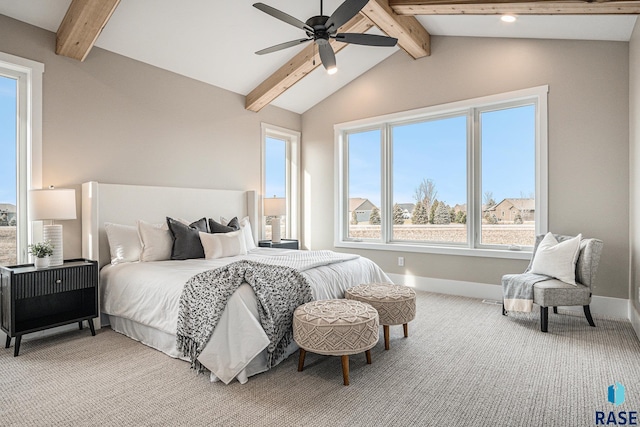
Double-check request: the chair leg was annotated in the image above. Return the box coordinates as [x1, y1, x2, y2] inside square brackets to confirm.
[553, 307, 558, 314]
[583, 305, 596, 327]
[297, 348, 306, 372]
[540, 306, 548, 333]
[502, 302, 507, 316]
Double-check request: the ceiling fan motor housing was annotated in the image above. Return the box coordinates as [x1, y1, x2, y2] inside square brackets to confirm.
[306, 15, 333, 42]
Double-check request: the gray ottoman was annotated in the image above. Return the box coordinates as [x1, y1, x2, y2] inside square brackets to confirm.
[345, 283, 416, 350]
[293, 299, 379, 385]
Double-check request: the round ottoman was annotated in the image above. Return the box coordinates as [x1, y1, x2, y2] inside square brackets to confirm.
[293, 299, 379, 385]
[345, 283, 416, 350]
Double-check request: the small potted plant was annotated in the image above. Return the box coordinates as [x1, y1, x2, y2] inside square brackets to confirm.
[28, 241, 54, 269]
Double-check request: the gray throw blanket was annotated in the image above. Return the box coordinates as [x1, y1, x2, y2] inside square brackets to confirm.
[176, 260, 313, 372]
[502, 272, 551, 312]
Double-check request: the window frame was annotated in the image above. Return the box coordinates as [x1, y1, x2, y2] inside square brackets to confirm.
[260, 123, 300, 240]
[0, 52, 43, 264]
[335, 86, 548, 260]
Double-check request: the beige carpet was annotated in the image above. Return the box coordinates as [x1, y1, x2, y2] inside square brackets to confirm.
[1, 292, 639, 427]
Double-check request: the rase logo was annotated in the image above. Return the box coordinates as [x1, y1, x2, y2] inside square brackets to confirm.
[596, 382, 637, 426]
[610, 383, 627, 407]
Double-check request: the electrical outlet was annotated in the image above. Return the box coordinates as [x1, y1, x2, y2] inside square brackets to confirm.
[398, 256, 404, 267]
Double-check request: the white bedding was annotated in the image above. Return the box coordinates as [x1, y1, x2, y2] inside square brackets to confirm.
[100, 247, 391, 384]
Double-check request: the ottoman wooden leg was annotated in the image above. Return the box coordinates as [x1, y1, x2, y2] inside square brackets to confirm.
[365, 349, 372, 364]
[341, 355, 350, 386]
[383, 325, 390, 350]
[403, 323, 409, 338]
[298, 348, 306, 372]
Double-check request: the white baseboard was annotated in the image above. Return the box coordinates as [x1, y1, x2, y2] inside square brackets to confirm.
[631, 302, 640, 340]
[387, 273, 630, 320]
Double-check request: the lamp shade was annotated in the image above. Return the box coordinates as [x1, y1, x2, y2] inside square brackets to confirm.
[29, 188, 77, 220]
[264, 197, 286, 217]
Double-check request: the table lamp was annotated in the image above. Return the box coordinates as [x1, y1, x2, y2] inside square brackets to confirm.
[29, 187, 77, 266]
[264, 197, 286, 244]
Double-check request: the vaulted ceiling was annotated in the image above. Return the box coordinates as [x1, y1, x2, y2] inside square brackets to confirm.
[0, 0, 638, 114]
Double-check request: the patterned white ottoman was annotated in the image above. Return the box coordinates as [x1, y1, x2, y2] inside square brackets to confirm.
[293, 299, 379, 386]
[345, 283, 416, 350]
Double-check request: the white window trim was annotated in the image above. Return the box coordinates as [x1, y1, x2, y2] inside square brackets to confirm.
[260, 123, 300, 240]
[334, 85, 548, 260]
[0, 52, 44, 263]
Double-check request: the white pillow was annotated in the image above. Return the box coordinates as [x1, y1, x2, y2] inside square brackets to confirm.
[104, 222, 141, 265]
[239, 216, 256, 251]
[137, 220, 173, 262]
[530, 233, 582, 285]
[200, 230, 247, 259]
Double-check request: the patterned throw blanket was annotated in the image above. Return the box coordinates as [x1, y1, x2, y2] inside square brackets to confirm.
[176, 260, 313, 372]
[502, 272, 551, 312]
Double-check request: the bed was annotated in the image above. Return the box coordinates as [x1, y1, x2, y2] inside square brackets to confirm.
[81, 182, 391, 384]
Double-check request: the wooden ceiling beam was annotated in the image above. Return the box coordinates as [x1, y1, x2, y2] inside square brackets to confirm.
[389, 0, 640, 15]
[56, 0, 121, 61]
[245, 14, 374, 112]
[361, 0, 431, 58]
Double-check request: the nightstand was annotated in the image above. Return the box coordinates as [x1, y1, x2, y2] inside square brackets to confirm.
[0, 258, 98, 356]
[258, 239, 299, 250]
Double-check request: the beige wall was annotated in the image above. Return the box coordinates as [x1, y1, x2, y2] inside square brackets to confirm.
[630, 20, 640, 314]
[0, 15, 301, 259]
[302, 36, 630, 299]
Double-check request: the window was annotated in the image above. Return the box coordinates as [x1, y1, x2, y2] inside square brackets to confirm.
[336, 86, 548, 259]
[261, 123, 300, 240]
[0, 52, 43, 265]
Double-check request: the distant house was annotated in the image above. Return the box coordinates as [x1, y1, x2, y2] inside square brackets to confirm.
[0, 203, 17, 226]
[396, 203, 415, 219]
[349, 198, 377, 223]
[453, 203, 467, 213]
[485, 198, 535, 223]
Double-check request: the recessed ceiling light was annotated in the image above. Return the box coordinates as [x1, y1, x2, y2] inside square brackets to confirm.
[501, 15, 517, 23]
[327, 66, 338, 75]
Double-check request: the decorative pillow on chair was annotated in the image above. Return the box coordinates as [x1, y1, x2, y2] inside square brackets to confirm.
[104, 222, 141, 264]
[529, 232, 582, 285]
[200, 230, 247, 259]
[167, 217, 208, 260]
[208, 217, 240, 233]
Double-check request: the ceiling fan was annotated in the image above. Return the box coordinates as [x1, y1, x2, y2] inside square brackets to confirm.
[253, 0, 398, 74]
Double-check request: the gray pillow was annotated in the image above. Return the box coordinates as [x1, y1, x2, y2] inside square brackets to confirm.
[167, 217, 208, 260]
[208, 217, 240, 233]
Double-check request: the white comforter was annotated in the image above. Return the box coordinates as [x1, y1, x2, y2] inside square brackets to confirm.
[100, 248, 391, 384]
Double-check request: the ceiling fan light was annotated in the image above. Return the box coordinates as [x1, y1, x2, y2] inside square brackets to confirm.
[501, 14, 517, 23]
[327, 66, 338, 75]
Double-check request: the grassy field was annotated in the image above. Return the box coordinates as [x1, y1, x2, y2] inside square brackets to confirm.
[348, 224, 535, 246]
[0, 226, 17, 266]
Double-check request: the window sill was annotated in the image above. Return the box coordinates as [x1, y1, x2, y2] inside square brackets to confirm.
[334, 240, 532, 260]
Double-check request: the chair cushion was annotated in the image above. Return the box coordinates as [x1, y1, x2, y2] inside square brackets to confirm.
[533, 279, 591, 307]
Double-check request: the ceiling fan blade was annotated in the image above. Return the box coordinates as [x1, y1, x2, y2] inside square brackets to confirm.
[318, 43, 337, 71]
[256, 38, 312, 55]
[325, 0, 369, 33]
[333, 33, 398, 47]
[253, 3, 314, 33]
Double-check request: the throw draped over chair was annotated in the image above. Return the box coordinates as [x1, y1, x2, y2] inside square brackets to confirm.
[502, 234, 604, 332]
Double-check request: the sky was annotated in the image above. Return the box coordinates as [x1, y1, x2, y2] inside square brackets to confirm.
[0, 75, 17, 205]
[265, 136, 286, 199]
[348, 104, 535, 208]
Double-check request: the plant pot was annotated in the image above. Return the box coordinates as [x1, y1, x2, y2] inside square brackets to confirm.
[34, 256, 50, 269]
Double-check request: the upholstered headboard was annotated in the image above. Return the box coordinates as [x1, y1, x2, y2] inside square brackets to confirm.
[81, 182, 258, 269]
